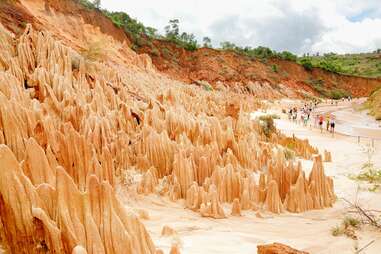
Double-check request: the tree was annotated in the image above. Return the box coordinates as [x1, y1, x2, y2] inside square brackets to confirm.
[146, 27, 158, 38]
[220, 41, 237, 50]
[93, 0, 101, 9]
[203, 37, 212, 48]
[165, 19, 180, 40]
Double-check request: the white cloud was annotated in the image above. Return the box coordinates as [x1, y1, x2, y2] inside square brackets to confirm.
[100, 0, 381, 54]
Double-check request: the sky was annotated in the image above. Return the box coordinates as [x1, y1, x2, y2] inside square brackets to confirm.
[100, 0, 381, 55]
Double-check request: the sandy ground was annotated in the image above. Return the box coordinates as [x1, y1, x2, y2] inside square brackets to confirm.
[117, 101, 381, 254]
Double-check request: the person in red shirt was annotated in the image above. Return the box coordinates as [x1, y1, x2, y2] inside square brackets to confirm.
[318, 114, 324, 133]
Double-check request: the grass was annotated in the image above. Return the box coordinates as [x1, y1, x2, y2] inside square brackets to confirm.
[331, 216, 361, 239]
[306, 78, 351, 99]
[284, 148, 295, 160]
[81, 39, 106, 61]
[349, 145, 381, 191]
[258, 115, 276, 139]
[363, 86, 381, 120]
[331, 225, 344, 236]
[298, 52, 381, 78]
[343, 216, 361, 229]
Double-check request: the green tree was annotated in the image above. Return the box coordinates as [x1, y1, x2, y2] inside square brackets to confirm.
[203, 37, 212, 48]
[146, 27, 158, 38]
[220, 41, 237, 50]
[93, 0, 100, 9]
[165, 19, 180, 40]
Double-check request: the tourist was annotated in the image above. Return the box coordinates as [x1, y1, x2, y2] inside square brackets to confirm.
[319, 114, 324, 133]
[330, 116, 335, 136]
[326, 115, 330, 132]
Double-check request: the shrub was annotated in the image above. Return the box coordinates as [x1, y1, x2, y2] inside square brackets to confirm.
[284, 148, 295, 160]
[161, 48, 172, 59]
[278, 51, 297, 61]
[81, 39, 105, 61]
[331, 225, 343, 236]
[300, 58, 313, 71]
[271, 64, 278, 73]
[343, 216, 360, 229]
[258, 115, 276, 138]
[329, 89, 350, 100]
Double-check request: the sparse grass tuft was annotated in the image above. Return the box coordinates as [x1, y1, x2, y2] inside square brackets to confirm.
[331, 225, 343, 237]
[81, 39, 106, 61]
[331, 216, 361, 239]
[258, 115, 276, 139]
[284, 148, 295, 160]
[349, 145, 381, 191]
[343, 216, 360, 229]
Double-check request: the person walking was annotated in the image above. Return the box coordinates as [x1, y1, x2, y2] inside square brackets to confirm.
[330, 116, 335, 136]
[326, 114, 330, 132]
[319, 114, 324, 133]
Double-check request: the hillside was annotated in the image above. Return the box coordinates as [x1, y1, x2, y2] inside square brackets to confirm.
[298, 52, 381, 78]
[64, 1, 381, 99]
[3, 0, 377, 100]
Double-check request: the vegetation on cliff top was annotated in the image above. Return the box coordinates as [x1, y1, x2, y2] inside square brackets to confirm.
[298, 52, 381, 78]
[77, 0, 381, 81]
[363, 86, 381, 120]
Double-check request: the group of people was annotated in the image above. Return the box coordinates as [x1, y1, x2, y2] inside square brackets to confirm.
[288, 103, 314, 127]
[287, 101, 336, 136]
[316, 114, 336, 134]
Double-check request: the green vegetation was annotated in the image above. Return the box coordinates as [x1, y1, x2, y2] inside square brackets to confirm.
[81, 39, 106, 61]
[76, 0, 381, 79]
[298, 52, 381, 78]
[331, 216, 361, 239]
[164, 19, 199, 51]
[349, 145, 381, 191]
[219, 42, 298, 61]
[283, 148, 295, 160]
[77, 0, 198, 52]
[202, 37, 212, 48]
[258, 115, 277, 138]
[363, 86, 381, 120]
[306, 78, 351, 99]
[300, 58, 313, 71]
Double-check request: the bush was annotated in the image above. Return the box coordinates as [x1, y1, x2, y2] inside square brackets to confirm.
[300, 58, 313, 71]
[329, 89, 350, 100]
[258, 115, 276, 138]
[81, 39, 105, 61]
[271, 64, 278, 73]
[278, 51, 297, 61]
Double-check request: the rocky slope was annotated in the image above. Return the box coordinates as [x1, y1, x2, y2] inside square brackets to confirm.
[2, 0, 380, 99]
[138, 40, 381, 98]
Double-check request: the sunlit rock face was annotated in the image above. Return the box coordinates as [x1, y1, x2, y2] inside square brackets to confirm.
[0, 22, 335, 253]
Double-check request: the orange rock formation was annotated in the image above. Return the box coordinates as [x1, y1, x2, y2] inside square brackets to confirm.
[0, 10, 336, 252]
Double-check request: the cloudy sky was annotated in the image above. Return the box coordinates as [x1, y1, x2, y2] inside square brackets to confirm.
[101, 0, 381, 55]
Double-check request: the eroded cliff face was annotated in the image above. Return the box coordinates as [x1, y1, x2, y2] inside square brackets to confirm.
[2, 0, 379, 100]
[0, 1, 338, 253]
[139, 41, 381, 98]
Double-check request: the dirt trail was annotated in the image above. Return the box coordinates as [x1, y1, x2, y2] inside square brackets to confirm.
[313, 98, 381, 136]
